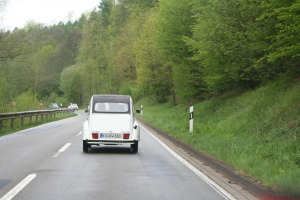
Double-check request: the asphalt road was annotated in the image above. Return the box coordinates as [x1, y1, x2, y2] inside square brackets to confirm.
[0, 111, 235, 200]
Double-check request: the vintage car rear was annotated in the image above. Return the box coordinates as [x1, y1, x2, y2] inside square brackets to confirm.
[82, 95, 140, 153]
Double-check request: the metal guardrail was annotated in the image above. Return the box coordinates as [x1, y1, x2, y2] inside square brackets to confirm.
[0, 109, 75, 130]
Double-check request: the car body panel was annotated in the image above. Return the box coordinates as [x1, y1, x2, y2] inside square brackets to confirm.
[89, 113, 131, 134]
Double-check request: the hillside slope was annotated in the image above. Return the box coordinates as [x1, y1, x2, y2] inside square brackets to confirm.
[137, 75, 300, 197]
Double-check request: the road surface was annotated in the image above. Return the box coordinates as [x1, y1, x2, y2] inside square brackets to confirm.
[0, 111, 240, 200]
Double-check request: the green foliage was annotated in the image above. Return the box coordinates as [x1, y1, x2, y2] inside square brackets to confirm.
[60, 63, 84, 104]
[118, 80, 134, 96]
[185, 0, 300, 94]
[76, 0, 159, 104]
[134, 9, 172, 102]
[77, 8, 114, 98]
[187, 0, 264, 93]
[46, 93, 59, 105]
[260, 0, 300, 70]
[2, 0, 299, 106]
[0, 20, 82, 107]
[32, 45, 55, 95]
[13, 89, 39, 112]
[82, 58, 102, 97]
[156, 0, 205, 103]
[0, 75, 10, 113]
[0, 29, 28, 62]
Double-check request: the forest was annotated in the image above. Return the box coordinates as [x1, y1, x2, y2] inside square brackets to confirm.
[0, 0, 299, 112]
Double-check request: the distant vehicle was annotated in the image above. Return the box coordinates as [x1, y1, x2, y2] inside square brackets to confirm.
[68, 103, 79, 110]
[49, 103, 60, 109]
[82, 95, 140, 153]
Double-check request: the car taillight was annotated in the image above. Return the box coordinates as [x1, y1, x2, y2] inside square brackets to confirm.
[123, 133, 130, 139]
[92, 133, 98, 139]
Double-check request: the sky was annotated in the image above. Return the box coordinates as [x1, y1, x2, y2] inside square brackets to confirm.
[1, 0, 101, 30]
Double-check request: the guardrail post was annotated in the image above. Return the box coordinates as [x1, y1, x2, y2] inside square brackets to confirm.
[10, 118, 14, 129]
[0, 120, 2, 130]
[21, 117, 24, 128]
[30, 116, 32, 123]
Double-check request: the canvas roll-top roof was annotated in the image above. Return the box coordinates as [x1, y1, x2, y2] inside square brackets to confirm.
[92, 95, 131, 103]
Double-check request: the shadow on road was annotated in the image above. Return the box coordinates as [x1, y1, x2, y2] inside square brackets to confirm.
[85, 146, 134, 154]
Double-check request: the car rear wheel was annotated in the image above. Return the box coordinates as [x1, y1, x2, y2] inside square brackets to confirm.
[131, 141, 138, 153]
[83, 141, 90, 153]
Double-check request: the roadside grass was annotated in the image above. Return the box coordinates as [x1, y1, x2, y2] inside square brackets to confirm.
[0, 113, 77, 137]
[137, 75, 300, 196]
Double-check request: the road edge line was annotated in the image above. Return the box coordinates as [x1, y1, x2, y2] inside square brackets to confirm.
[141, 125, 237, 200]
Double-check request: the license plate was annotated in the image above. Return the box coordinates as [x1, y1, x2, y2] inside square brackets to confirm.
[100, 133, 122, 139]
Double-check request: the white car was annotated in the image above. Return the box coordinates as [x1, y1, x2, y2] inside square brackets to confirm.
[68, 103, 78, 110]
[49, 103, 60, 109]
[82, 95, 140, 153]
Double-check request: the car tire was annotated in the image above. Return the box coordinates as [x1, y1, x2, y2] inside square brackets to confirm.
[83, 141, 89, 153]
[131, 141, 138, 153]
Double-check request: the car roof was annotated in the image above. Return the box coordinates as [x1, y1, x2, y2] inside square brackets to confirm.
[92, 95, 131, 103]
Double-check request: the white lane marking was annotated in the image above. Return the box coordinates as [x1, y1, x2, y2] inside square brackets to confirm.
[76, 131, 82, 136]
[141, 125, 237, 200]
[53, 143, 71, 158]
[0, 174, 36, 200]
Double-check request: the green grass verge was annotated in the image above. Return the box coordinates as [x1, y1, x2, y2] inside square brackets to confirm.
[136, 75, 300, 196]
[0, 113, 77, 137]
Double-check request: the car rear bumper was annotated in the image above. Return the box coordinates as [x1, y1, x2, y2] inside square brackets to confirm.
[85, 139, 137, 145]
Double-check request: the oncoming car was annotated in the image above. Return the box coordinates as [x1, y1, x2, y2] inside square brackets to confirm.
[82, 95, 140, 153]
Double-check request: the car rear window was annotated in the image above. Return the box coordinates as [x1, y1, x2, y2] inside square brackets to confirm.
[93, 102, 129, 113]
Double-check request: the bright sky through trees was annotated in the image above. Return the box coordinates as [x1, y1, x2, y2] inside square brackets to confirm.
[1, 0, 100, 30]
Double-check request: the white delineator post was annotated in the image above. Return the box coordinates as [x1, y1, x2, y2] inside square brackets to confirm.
[189, 106, 194, 133]
[141, 105, 143, 115]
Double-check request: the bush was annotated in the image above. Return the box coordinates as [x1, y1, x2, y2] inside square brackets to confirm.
[13, 89, 40, 112]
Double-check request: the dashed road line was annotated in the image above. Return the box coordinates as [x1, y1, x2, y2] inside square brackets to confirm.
[0, 174, 36, 200]
[76, 131, 82, 137]
[53, 143, 71, 158]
